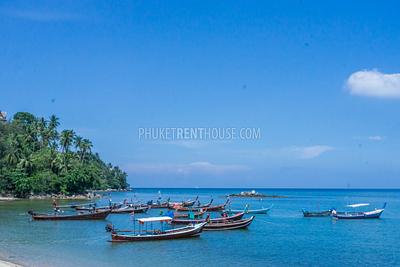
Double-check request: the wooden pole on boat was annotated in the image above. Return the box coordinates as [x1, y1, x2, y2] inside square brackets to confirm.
[131, 211, 135, 233]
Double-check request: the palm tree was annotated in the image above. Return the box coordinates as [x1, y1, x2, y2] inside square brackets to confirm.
[60, 130, 75, 154]
[48, 115, 59, 130]
[5, 148, 19, 165]
[50, 153, 64, 175]
[5, 133, 21, 165]
[48, 115, 59, 151]
[37, 117, 49, 148]
[74, 136, 83, 152]
[74, 136, 92, 162]
[18, 155, 34, 175]
[25, 124, 38, 151]
[80, 139, 92, 162]
[59, 130, 75, 172]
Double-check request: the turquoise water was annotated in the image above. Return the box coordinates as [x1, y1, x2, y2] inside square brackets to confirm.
[0, 189, 399, 266]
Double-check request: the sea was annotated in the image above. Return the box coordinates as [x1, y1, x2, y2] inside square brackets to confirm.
[0, 188, 399, 267]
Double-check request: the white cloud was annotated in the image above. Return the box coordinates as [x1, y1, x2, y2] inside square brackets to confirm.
[353, 135, 385, 142]
[346, 70, 400, 98]
[124, 161, 249, 175]
[368, 136, 384, 141]
[289, 145, 334, 159]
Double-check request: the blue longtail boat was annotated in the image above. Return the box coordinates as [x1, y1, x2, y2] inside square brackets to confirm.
[332, 203, 386, 219]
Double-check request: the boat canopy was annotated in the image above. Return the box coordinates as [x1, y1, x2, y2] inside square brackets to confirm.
[347, 203, 370, 208]
[138, 216, 172, 223]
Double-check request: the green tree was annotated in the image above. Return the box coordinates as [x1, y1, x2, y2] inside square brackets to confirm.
[0, 112, 129, 197]
[48, 115, 59, 151]
[60, 130, 75, 153]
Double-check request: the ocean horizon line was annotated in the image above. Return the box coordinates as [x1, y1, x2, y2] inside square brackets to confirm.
[131, 187, 400, 190]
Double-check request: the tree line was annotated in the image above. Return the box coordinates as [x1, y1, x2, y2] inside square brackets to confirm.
[0, 112, 129, 197]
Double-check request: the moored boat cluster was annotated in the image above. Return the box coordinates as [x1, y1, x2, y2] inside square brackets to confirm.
[27, 196, 387, 242]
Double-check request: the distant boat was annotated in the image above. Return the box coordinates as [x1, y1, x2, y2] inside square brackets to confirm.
[173, 199, 214, 211]
[75, 203, 123, 211]
[203, 199, 230, 211]
[148, 202, 169, 209]
[179, 196, 198, 207]
[173, 210, 205, 219]
[302, 209, 332, 217]
[110, 217, 206, 242]
[203, 216, 255, 231]
[147, 198, 171, 209]
[28, 209, 111, 220]
[226, 204, 273, 214]
[56, 202, 96, 209]
[111, 205, 148, 214]
[332, 203, 386, 220]
[172, 212, 245, 224]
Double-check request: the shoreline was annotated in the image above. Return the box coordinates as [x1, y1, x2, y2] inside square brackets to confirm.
[0, 189, 130, 202]
[0, 259, 23, 267]
[0, 197, 20, 201]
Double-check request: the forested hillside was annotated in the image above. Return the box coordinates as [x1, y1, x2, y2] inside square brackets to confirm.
[0, 112, 128, 197]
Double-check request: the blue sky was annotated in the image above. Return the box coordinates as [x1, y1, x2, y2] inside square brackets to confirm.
[1, 0, 400, 188]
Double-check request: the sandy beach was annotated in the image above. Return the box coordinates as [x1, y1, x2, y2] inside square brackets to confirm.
[0, 259, 22, 267]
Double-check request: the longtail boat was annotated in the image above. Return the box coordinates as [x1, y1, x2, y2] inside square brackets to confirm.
[302, 209, 332, 217]
[172, 199, 214, 211]
[332, 203, 386, 220]
[111, 205, 148, 214]
[203, 199, 230, 211]
[182, 196, 199, 207]
[173, 210, 205, 219]
[56, 202, 95, 209]
[148, 201, 169, 209]
[75, 203, 123, 211]
[147, 197, 171, 209]
[203, 216, 255, 231]
[174, 199, 229, 212]
[226, 204, 273, 214]
[110, 217, 206, 242]
[28, 209, 111, 220]
[172, 212, 244, 224]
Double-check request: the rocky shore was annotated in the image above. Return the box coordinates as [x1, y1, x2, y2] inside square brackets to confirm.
[28, 192, 102, 200]
[0, 196, 19, 201]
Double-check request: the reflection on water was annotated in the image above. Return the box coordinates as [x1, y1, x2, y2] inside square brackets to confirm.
[1, 189, 400, 266]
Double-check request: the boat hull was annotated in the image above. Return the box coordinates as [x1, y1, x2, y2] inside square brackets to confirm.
[174, 200, 228, 212]
[204, 204, 228, 212]
[149, 203, 169, 209]
[110, 223, 206, 242]
[302, 210, 332, 217]
[173, 210, 205, 219]
[30, 210, 111, 220]
[111, 206, 148, 214]
[333, 210, 384, 219]
[76, 203, 123, 211]
[172, 212, 244, 224]
[227, 207, 271, 214]
[203, 216, 255, 231]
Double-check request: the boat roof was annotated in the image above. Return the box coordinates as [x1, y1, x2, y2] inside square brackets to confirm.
[347, 203, 370, 208]
[138, 216, 172, 223]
